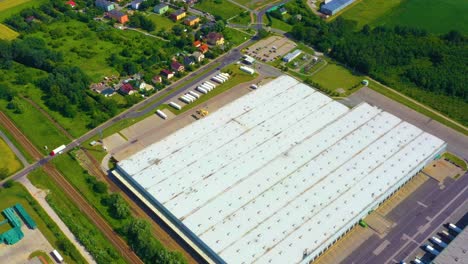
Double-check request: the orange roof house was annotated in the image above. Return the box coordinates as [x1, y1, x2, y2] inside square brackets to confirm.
[108, 10, 129, 24]
[199, 44, 209, 53]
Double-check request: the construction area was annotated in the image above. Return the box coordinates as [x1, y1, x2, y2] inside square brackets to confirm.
[113, 75, 446, 264]
[244, 36, 296, 62]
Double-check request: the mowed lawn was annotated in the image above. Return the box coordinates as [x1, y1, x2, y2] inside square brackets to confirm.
[340, 0, 403, 29]
[310, 63, 363, 92]
[0, 23, 19, 40]
[147, 13, 176, 31]
[0, 0, 48, 21]
[195, 0, 245, 20]
[0, 137, 22, 177]
[373, 0, 468, 34]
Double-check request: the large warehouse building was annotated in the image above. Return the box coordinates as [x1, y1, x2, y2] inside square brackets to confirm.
[114, 75, 446, 264]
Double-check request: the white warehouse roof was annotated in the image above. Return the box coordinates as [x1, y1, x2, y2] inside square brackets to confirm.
[116, 75, 446, 264]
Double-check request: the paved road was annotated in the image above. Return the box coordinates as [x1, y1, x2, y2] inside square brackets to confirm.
[343, 88, 468, 160]
[342, 172, 468, 264]
[0, 130, 29, 166]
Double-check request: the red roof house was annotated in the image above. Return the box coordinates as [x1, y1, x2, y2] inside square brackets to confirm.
[161, 69, 174, 79]
[193, 40, 201, 47]
[171, 61, 185, 72]
[152, 75, 162, 84]
[120, 83, 135, 95]
[199, 44, 209, 54]
[66, 0, 77, 7]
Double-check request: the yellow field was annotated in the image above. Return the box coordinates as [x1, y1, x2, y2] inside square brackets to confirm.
[0, 137, 22, 176]
[0, 23, 19, 40]
[0, 0, 34, 11]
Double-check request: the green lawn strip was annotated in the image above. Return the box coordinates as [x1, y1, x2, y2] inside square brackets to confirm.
[269, 17, 292, 32]
[0, 124, 34, 163]
[29, 250, 54, 264]
[309, 63, 363, 92]
[223, 27, 251, 46]
[146, 13, 176, 32]
[28, 169, 127, 264]
[0, 136, 23, 177]
[229, 12, 251, 25]
[442, 152, 467, 171]
[195, 0, 245, 20]
[367, 80, 468, 136]
[0, 182, 86, 263]
[0, 0, 48, 22]
[166, 65, 256, 115]
[339, 0, 402, 29]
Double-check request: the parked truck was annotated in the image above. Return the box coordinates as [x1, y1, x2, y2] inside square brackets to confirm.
[448, 223, 462, 234]
[51, 249, 64, 263]
[430, 236, 448, 248]
[196, 86, 208, 94]
[156, 109, 167, 119]
[179, 96, 191, 104]
[50, 145, 66, 156]
[169, 102, 182, 110]
[189, 91, 200, 99]
[424, 244, 440, 256]
[185, 94, 197, 102]
[441, 230, 455, 240]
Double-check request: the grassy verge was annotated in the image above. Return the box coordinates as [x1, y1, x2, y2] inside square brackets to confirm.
[166, 64, 257, 115]
[309, 63, 363, 93]
[224, 27, 251, 46]
[0, 124, 33, 163]
[195, 0, 245, 20]
[367, 80, 468, 136]
[0, 137, 22, 178]
[29, 250, 54, 264]
[28, 169, 126, 264]
[442, 152, 467, 171]
[0, 182, 86, 263]
[269, 17, 293, 32]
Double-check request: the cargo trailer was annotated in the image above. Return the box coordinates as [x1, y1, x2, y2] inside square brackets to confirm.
[441, 230, 455, 240]
[186, 94, 197, 101]
[156, 109, 168, 119]
[448, 223, 462, 234]
[169, 102, 182, 110]
[430, 236, 448, 248]
[180, 96, 191, 104]
[205, 81, 216, 88]
[424, 244, 440, 256]
[51, 250, 64, 263]
[203, 82, 215, 89]
[50, 145, 66, 156]
[196, 87, 208, 94]
[189, 91, 200, 99]
[201, 84, 213, 91]
[211, 77, 224, 84]
[216, 75, 228, 82]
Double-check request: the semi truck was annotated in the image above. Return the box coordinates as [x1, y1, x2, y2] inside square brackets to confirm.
[50, 145, 66, 156]
[156, 109, 167, 119]
[430, 236, 448, 248]
[169, 102, 182, 110]
[424, 244, 440, 256]
[441, 230, 455, 240]
[196, 86, 208, 94]
[448, 223, 462, 234]
[51, 249, 64, 263]
[414, 258, 425, 264]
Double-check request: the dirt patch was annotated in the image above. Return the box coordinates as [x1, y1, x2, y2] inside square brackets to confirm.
[423, 159, 464, 182]
[244, 36, 296, 62]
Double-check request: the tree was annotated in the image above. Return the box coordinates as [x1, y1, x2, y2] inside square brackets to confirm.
[258, 28, 269, 39]
[93, 181, 108, 194]
[107, 193, 130, 219]
[0, 168, 9, 180]
[7, 97, 25, 114]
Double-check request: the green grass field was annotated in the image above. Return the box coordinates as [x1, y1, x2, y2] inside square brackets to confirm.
[0, 0, 48, 21]
[341, 0, 468, 34]
[268, 16, 293, 32]
[0, 137, 22, 178]
[0, 23, 19, 40]
[195, 0, 245, 20]
[310, 63, 363, 92]
[223, 27, 250, 46]
[0, 183, 86, 263]
[146, 13, 176, 31]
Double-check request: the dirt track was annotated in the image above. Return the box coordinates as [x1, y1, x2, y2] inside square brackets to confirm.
[0, 112, 143, 264]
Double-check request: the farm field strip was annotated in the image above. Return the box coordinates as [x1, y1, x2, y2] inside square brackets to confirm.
[0, 23, 19, 40]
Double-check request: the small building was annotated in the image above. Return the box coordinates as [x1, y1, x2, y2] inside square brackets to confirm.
[243, 55, 255, 65]
[184, 16, 200, 26]
[170, 9, 186, 21]
[240, 66, 255, 75]
[193, 40, 202, 47]
[131, 0, 144, 10]
[161, 69, 174, 79]
[206, 32, 224, 46]
[95, 0, 115, 11]
[107, 10, 129, 24]
[283, 49, 302, 62]
[153, 3, 169, 14]
[66, 0, 77, 8]
[192, 51, 205, 62]
[320, 0, 355, 15]
[120, 83, 135, 95]
[184, 56, 195, 66]
[171, 61, 185, 72]
[152, 75, 162, 84]
[199, 44, 209, 54]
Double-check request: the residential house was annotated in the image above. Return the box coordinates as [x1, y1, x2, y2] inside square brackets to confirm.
[96, 0, 115, 11]
[66, 0, 77, 8]
[152, 75, 162, 84]
[171, 61, 185, 72]
[131, 0, 145, 10]
[199, 44, 209, 54]
[183, 56, 195, 66]
[206, 32, 224, 45]
[153, 3, 169, 14]
[120, 83, 135, 95]
[161, 69, 174, 79]
[192, 51, 205, 62]
[184, 16, 200, 26]
[193, 40, 201, 47]
[170, 9, 186, 21]
[108, 10, 129, 24]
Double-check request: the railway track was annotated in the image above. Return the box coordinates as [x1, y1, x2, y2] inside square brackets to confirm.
[0, 112, 143, 264]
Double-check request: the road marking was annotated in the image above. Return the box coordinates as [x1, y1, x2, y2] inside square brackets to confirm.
[417, 201, 428, 208]
[384, 185, 468, 264]
[373, 240, 390, 255]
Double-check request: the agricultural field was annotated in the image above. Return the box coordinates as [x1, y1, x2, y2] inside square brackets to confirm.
[341, 0, 468, 34]
[0, 0, 48, 21]
[0, 137, 22, 178]
[195, 0, 245, 20]
[309, 63, 363, 94]
[0, 23, 19, 40]
[0, 182, 86, 263]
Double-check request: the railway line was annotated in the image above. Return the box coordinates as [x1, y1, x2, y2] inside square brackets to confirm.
[0, 111, 143, 264]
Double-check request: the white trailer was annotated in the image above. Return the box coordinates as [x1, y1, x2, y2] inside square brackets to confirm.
[240, 65, 255, 75]
[50, 145, 66, 156]
[196, 86, 208, 94]
[220, 72, 230, 78]
[201, 84, 212, 91]
[156, 109, 167, 119]
[185, 94, 197, 101]
[179, 96, 191, 104]
[189, 91, 200, 99]
[211, 77, 224, 84]
[448, 223, 462, 234]
[414, 258, 425, 264]
[51, 250, 64, 263]
[205, 81, 216, 88]
[216, 74, 228, 82]
[441, 230, 455, 240]
[203, 82, 215, 89]
[430, 236, 448, 248]
[425, 244, 440, 256]
[169, 102, 182, 110]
